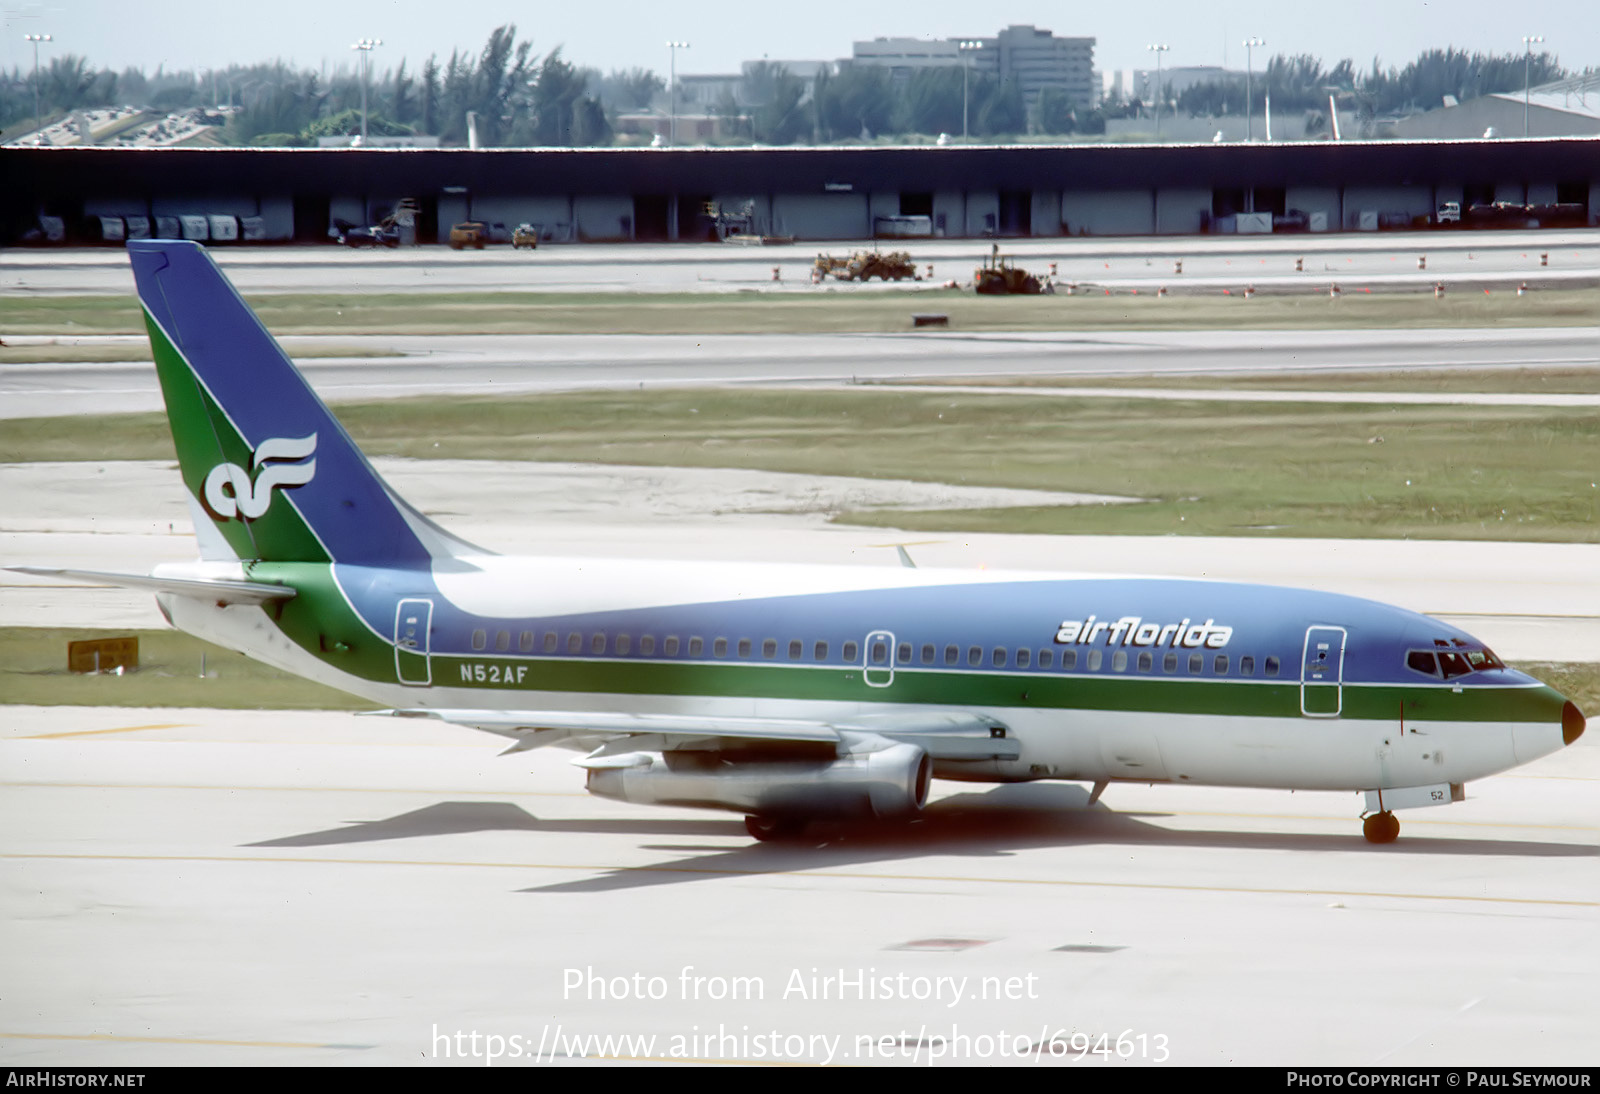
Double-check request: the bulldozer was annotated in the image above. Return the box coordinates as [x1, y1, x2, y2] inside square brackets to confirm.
[973, 244, 1045, 294]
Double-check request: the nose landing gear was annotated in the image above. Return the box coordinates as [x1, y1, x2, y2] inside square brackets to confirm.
[1362, 810, 1400, 844]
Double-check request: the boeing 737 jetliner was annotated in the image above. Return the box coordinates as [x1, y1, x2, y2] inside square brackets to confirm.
[16, 240, 1585, 844]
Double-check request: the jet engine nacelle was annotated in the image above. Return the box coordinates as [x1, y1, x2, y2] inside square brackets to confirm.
[583, 740, 931, 821]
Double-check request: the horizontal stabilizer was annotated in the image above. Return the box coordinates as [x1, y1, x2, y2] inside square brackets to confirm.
[8, 566, 296, 605]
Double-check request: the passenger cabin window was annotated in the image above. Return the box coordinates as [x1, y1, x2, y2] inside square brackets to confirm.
[1240, 655, 1255, 676]
[738, 638, 752, 658]
[945, 645, 959, 666]
[591, 633, 606, 655]
[761, 638, 776, 659]
[688, 637, 703, 656]
[814, 641, 828, 661]
[519, 631, 534, 653]
[640, 636, 655, 656]
[567, 633, 582, 654]
[495, 630, 510, 652]
[1189, 652, 1203, 674]
[1016, 648, 1030, 668]
[1060, 649, 1076, 670]
[665, 636, 680, 656]
[870, 640, 889, 665]
[968, 646, 982, 667]
[789, 640, 802, 660]
[1214, 654, 1228, 674]
[1038, 649, 1053, 669]
[713, 638, 728, 657]
[1137, 651, 1153, 672]
[1111, 650, 1128, 672]
[543, 632, 557, 653]
[992, 647, 1006, 667]
[1087, 650, 1103, 671]
[472, 629, 487, 651]
[898, 642, 911, 663]
[1163, 651, 1177, 673]
[921, 644, 935, 664]
[616, 635, 630, 656]
[1265, 656, 1280, 677]
[842, 641, 858, 662]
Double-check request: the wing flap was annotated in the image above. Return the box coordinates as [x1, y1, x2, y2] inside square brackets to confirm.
[369, 707, 1019, 761]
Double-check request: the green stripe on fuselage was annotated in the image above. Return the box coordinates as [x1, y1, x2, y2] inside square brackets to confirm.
[427, 652, 1564, 724]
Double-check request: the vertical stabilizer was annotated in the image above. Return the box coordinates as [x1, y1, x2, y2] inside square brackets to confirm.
[129, 239, 479, 565]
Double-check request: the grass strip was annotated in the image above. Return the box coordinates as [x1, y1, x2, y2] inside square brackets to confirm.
[4, 387, 1596, 542]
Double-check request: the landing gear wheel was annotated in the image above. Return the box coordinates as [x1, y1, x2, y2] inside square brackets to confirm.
[744, 815, 805, 842]
[1362, 811, 1400, 844]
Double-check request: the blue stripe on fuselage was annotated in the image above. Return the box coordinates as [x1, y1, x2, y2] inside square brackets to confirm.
[330, 564, 1524, 688]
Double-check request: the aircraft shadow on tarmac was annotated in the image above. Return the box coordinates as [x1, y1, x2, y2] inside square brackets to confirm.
[240, 784, 1594, 893]
[243, 802, 736, 847]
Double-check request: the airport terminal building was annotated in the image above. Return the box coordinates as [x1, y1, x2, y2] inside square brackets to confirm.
[3, 137, 1598, 246]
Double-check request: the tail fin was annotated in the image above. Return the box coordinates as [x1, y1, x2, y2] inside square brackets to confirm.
[130, 240, 479, 566]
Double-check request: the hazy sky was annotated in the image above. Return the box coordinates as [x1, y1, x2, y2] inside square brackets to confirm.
[4, 1, 1594, 82]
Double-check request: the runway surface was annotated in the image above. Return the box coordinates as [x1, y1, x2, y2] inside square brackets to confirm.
[3, 230, 1596, 295]
[2, 704, 1594, 1066]
[6, 327, 1598, 419]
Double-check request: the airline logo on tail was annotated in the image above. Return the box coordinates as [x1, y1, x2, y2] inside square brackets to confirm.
[202, 433, 318, 520]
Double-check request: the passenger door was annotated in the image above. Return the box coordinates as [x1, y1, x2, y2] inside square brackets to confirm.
[1301, 626, 1346, 717]
[394, 598, 434, 686]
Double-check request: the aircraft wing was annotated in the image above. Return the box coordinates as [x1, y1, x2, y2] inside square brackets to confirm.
[8, 566, 298, 605]
[370, 707, 1021, 762]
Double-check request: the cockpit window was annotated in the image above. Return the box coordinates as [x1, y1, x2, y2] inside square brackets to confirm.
[1407, 646, 1502, 678]
[1407, 650, 1439, 677]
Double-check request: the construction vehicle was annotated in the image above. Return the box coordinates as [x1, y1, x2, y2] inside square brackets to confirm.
[448, 221, 488, 249]
[973, 244, 1044, 294]
[812, 250, 919, 282]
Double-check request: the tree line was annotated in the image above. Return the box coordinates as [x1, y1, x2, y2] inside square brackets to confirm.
[1161, 49, 1567, 119]
[0, 32, 1579, 147]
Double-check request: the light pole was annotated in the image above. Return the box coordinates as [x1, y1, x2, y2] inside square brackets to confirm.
[1243, 37, 1264, 140]
[1147, 43, 1169, 138]
[24, 33, 51, 128]
[350, 38, 381, 142]
[958, 40, 983, 139]
[1522, 35, 1544, 137]
[666, 41, 689, 146]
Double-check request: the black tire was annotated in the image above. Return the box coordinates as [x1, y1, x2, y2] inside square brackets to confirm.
[745, 815, 806, 842]
[1362, 811, 1400, 844]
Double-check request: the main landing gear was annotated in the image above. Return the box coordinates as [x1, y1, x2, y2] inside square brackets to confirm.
[744, 815, 807, 842]
[1362, 810, 1400, 844]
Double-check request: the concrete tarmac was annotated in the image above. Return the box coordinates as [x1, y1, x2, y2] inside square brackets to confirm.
[1, 704, 1594, 1066]
[6, 327, 1598, 419]
[3, 230, 1596, 295]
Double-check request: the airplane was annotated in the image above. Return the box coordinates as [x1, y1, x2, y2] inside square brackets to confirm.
[13, 239, 1586, 845]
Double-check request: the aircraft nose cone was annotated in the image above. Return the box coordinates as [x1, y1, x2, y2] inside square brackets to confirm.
[1564, 701, 1586, 746]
